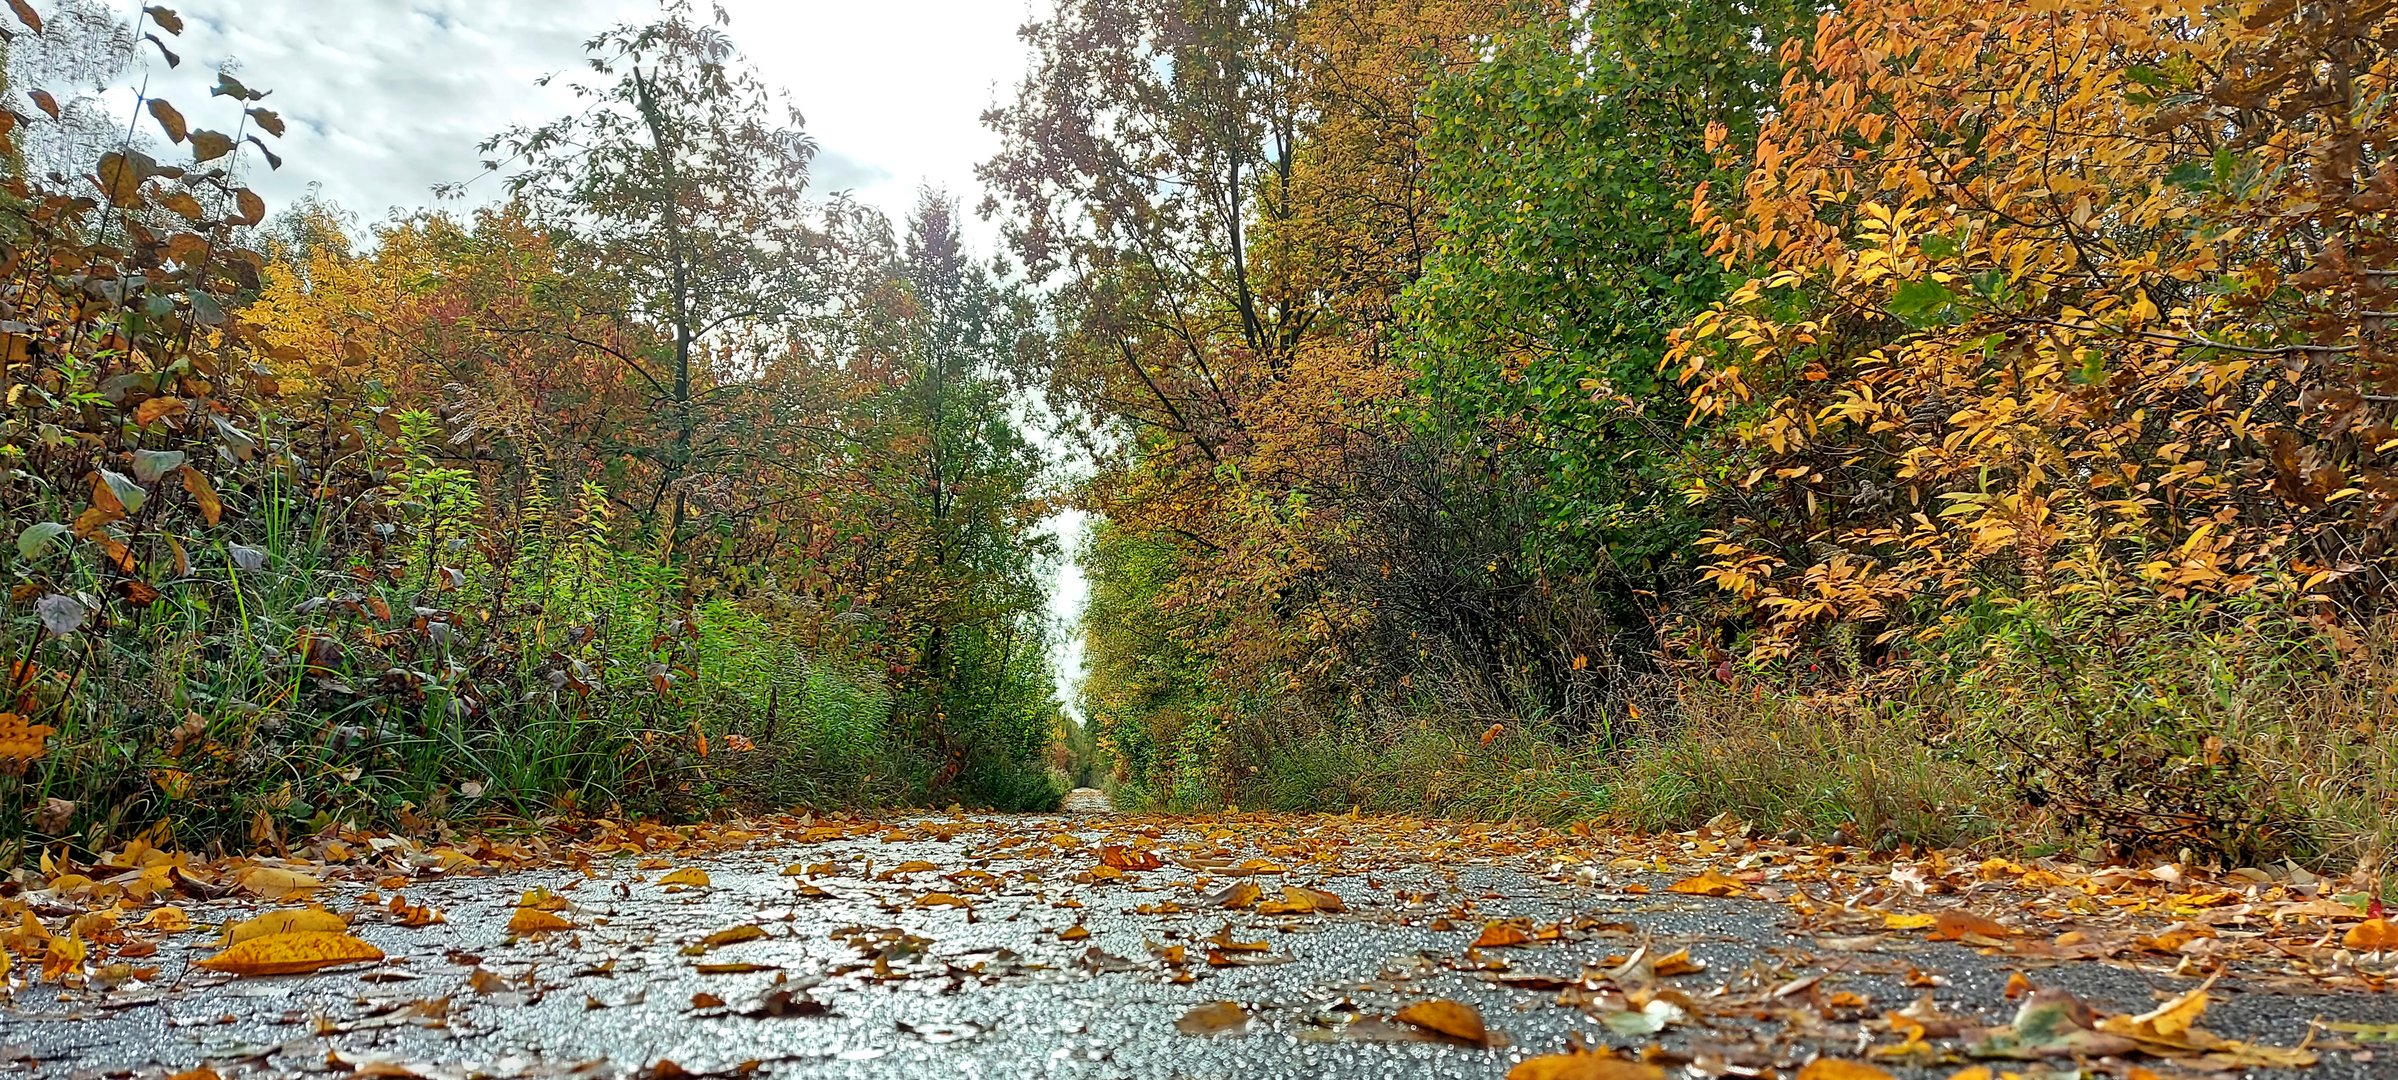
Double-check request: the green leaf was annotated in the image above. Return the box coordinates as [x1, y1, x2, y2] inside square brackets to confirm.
[1889, 279, 1960, 325]
[100, 468, 147, 514]
[131, 448, 185, 484]
[2164, 159, 2212, 191]
[16, 521, 70, 561]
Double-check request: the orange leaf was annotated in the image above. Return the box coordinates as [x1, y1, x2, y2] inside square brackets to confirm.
[1208, 880, 1262, 909]
[1650, 947, 1706, 976]
[1795, 1061, 1895, 1080]
[1394, 999, 1487, 1044]
[1667, 871, 1743, 897]
[508, 908, 573, 934]
[1927, 910, 2013, 942]
[697, 924, 766, 950]
[1472, 921, 1534, 948]
[1098, 845, 1162, 871]
[2343, 918, 2398, 951]
[1507, 1053, 1665, 1080]
[1174, 1001, 1248, 1035]
[179, 467, 222, 526]
[1257, 885, 1345, 915]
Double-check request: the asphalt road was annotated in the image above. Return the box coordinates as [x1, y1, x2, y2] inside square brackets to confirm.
[5, 798, 2391, 1080]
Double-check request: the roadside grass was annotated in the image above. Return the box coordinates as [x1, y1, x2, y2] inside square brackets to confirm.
[2, 416, 926, 862]
[1107, 599, 2398, 873]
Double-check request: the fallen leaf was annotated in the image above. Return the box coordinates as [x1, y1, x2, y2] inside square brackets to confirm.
[915, 892, 972, 909]
[2099, 985, 2210, 1043]
[696, 925, 767, 951]
[222, 908, 347, 945]
[2343, 918, 2398, 951]
[237, 867, 323, 900]
[1970, 989, 2138, 1059]
[1667, 871, 1742, 897]
[1795, 1061, 1895, 1080]
[1928, 910, 2013, 942]
[734, 986, 828, 1017]
[1098, 845, 1162, 871]
[1506, 1052, 1664, 1080]
[1394, 999, 1486, 1044]
[1473, 920, 1534, 948]
[1258, 885, 1345, 915]
[141, 906, 193, 933]
[1603, 997, 1686, 1036]
[2319, 1020, 2398, 1043]
[508, 908, 573, 934]
[1208, 880, 1262, 909]
[656, 867, 710, 888]
[197, 932, 383, 976]
[1650, 948, 1705, 976]
[1175, 1001, 1248, 1035]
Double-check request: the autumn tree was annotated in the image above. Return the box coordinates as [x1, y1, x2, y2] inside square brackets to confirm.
[1675, 0, 2398, 648]
[772, 193, 1061, 807]
[478, 0, 827, 553]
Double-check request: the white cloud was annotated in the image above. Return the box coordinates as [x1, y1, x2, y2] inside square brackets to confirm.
[104, 0, 1043, 236]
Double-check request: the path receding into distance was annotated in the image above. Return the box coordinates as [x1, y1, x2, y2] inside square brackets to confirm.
[6, 802, 2393, 1080]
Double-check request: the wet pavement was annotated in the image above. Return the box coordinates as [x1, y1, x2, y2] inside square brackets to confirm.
[5, 800, 2394, 1080]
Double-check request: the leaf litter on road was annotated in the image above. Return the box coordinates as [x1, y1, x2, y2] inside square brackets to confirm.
[1, 808, 2385, 1076]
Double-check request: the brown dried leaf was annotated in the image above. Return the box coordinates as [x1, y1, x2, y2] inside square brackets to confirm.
[1395, 999, 1487, 1044]
[1174, 1001, 1248, 1035]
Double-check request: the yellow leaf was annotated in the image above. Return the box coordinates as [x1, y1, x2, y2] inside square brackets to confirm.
[140, 906, 193, 933]
[197, 931, 383, 976]
[236, 867, 323, 900]
[1881, 912, 1938, 931]
[221, 908, 346, 945]
[508, 908, 574, 934]
[1257, 885, 1345, 915]
[698, 925, 766, 950]
[2099, 985, 2210, 1042]
[1394, 999, 1487, 1044]
[915, 892, 972, 909]
[656, 867, 710, 888]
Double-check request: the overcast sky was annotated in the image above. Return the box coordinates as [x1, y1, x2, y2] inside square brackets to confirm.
[112, 0, 1043, 231]
[76, 0, 1091, 712]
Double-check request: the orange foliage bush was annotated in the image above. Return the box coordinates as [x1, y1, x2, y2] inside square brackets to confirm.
[1674, 0, 2398, 653]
